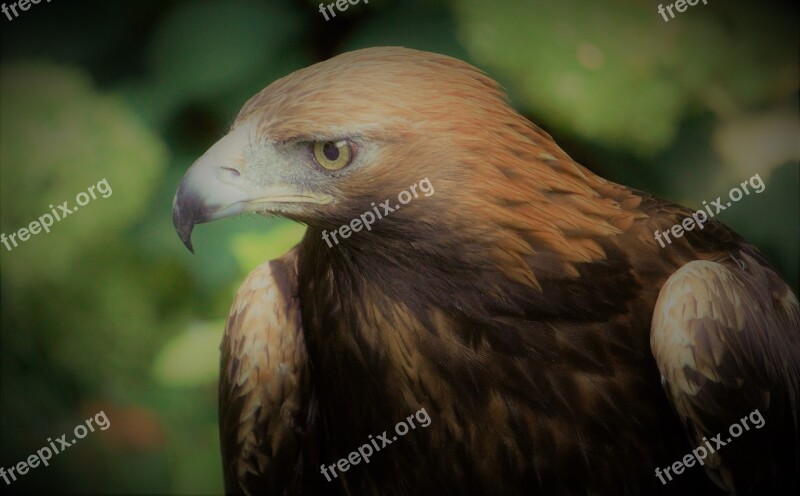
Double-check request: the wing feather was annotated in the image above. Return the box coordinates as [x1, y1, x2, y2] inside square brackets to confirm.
[651, 253, 799, 494]
[219, 247, 317, 495]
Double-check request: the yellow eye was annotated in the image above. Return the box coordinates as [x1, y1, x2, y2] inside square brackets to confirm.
[313, 140, 352, 170]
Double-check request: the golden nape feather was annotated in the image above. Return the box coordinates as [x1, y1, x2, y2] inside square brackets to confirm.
[173, 47, 799, 495]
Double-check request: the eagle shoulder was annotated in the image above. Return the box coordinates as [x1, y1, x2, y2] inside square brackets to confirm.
[219, 247, 317, 495]
[651, 253, 800, 494]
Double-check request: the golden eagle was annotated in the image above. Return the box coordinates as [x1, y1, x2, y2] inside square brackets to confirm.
[173, 47, 799, 495]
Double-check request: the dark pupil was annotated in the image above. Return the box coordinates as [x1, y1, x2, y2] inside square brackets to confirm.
[323, 142, 340, 161]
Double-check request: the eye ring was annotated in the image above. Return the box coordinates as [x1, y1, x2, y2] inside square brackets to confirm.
[313, 140, 353, 171]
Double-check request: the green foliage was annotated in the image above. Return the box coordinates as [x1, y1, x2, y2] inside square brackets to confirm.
[147, 0, 304, 104]
[0, 63, 167, 286]
[231, 220, 307, 272]
[344, 0, 470, 59]
[0, 0, 796, 493]
[452, 0, 798, 155]
[153, 321, 224, 387]
[0, 63, 178, 493]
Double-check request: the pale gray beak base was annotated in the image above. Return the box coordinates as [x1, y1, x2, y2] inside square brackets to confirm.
[172, 124, 334, 253]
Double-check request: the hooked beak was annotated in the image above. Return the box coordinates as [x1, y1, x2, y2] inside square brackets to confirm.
[172, 125, 332, 253]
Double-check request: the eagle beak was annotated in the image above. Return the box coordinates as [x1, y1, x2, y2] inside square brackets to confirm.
[172, 126, 256, 253]
[172, 125, 332, 253]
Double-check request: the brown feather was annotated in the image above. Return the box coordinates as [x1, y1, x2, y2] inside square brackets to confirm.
[219, 249, 317, 495]
[188, 47, 800, 495]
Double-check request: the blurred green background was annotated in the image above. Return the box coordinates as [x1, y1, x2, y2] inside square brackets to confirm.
[1, 0, 797, 493]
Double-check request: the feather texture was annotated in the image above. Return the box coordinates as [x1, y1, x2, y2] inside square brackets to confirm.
[174, 47, 800, 495]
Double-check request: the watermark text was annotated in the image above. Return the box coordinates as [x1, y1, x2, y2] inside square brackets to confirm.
[318, 0, 368, 21]
[1, 410, 110, 486]
[654, 173, 764, 248]
[320, 407, 431, 482]
[658, 0, 708, 23]
[322, 177, 434, 248]
[1, 178, 112, 252]
[655, 408, 764, 485]
[2, 0, 55, 22]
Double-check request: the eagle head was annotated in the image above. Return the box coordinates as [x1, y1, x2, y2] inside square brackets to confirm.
[172, 47, 522, 253]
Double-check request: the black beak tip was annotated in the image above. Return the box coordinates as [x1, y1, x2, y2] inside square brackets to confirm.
[179, 230, 196, 254]
[172, 195, 196, 254]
